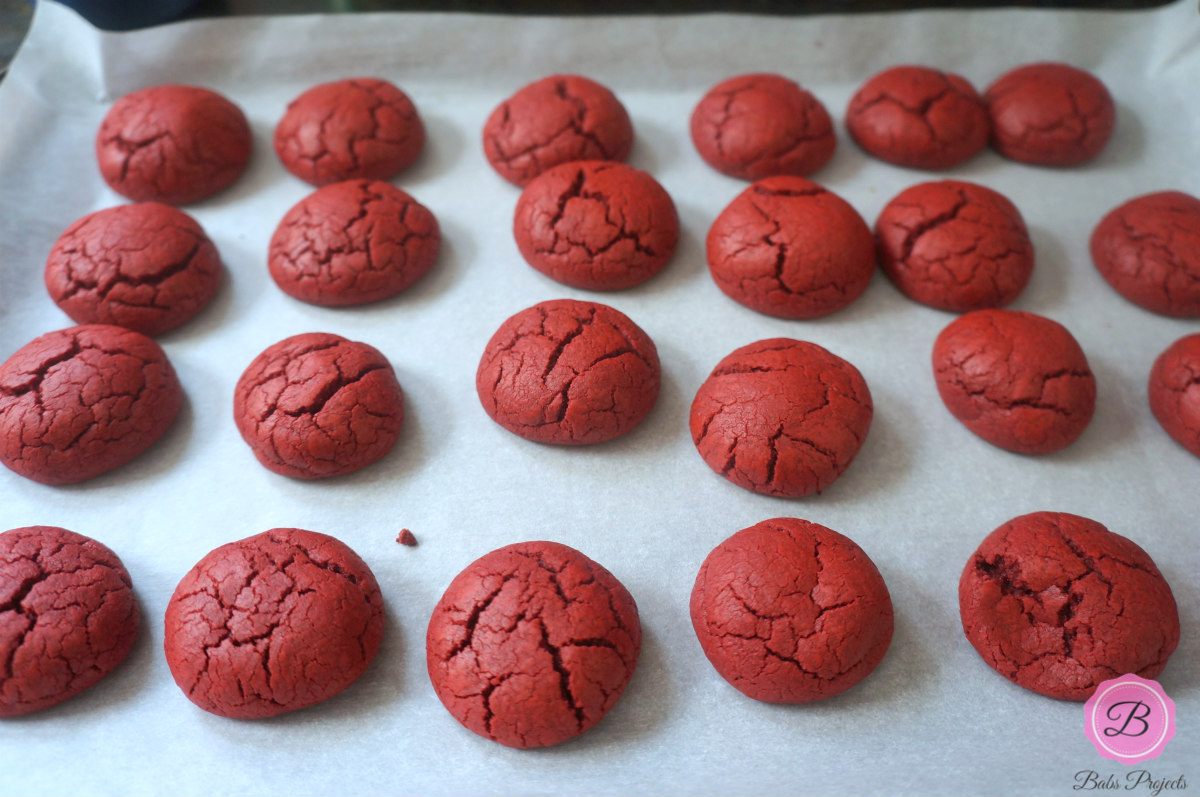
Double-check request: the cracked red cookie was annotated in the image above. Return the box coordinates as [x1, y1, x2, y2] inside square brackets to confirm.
[690, 338, 873, 498]
[875, 180, 1034, 312]
[164, 528, 384, 719]
[234, 332, 404, 479]
[274, 77, 424, 186]
[96, 84, 252, 205]
[689, 73, 836, 180]
[268, 179, 440, 306]
[960, 511, 1179, 701]
[984, 62, 1115, 166]
[691, 518, 892, 703]
[0, 324, 182, 485]
[483, 74, 634, 187]
[706, 176, 874, 319]
[0, 526, 139, 717]
[475, 299, 659, 445]
[1148, 333, 1200, 457]
[1089, 190, 1200, 318]
[513, 161, 678, 291]
[44, 202, 221, 336]
[932, 309, 1095, 454]
[426, 540, 640, 748]
[845, 65, 990, 170]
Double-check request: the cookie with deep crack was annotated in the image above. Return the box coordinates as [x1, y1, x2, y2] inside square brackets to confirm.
[426, 540, 640, 748]
[164, 528, 384, 719]
[1148, 333, 1200, 457]
[513, 161, 678, 291]
[960, 511, 1179, 701]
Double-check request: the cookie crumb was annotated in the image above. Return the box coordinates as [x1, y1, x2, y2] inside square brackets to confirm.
[397, 529, 417, 546]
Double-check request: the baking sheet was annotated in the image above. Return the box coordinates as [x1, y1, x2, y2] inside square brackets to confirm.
[0, 2, 1197, 795]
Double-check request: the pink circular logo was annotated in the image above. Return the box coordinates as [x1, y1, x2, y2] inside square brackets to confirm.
[1084, 674, 1176, 765]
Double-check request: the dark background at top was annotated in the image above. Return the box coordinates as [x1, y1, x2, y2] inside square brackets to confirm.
[194, 0, 1173, 13]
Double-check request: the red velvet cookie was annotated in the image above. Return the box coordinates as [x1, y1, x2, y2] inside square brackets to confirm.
[691, 518, 892, 703]
[475, 299, 659, 445]
[932, 309, 1095, 454]
[96, 85, 252, 205]
[875, 180, 1034, 312]
[1089, 191, 1200, 318]
[0, 526, 139, 717]
[845, 65, 990, 170]
[483, 75, 634, 187]
[985, 62, 1115, 167]
[269, 179, 440, 306]
[690, 338, 873, 498]
[164, 528, 384, 719]
[513, 161, 678, 291]
[706, 176, 874, 319]
[234, 332, 404, 479]
[960, 511, 1179, 701]
[0, 325, 182, 485]
[1148, 333, 1200, 457]
[690, 73, 836, 180]
[426, 540, 640, 749]
[44, 202, 221, 336]
[274, 77, 424, 186]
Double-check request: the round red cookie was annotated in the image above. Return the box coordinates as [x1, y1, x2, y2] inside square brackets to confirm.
[691, 518, 893, 703]
[0, 325, 182, 485]
[984, 62, 1115, 166]
[164, 528, 384, 719]
[845, 65, 990, 170]
[513, 161, 678, 291]
[274, 77, 424, 186]
[483, 74, 634, 187]
[1089, 191, 1200, 318]
[44, 202, 221, 336]
[234, 332, 404, 479]
[96, 84, 252, 205]
[690, 338, 873, 498]
[932, 309, 1095, 454]
[426, 540, 640, 749]
[0, 526, 139, 717]
[960, 511, 1179, 701]
[269, 179, 440, 306]
[1148, 333, 1200, 457]
[706, 176, 874, 319]
[875, 180, 1034, 312]
[475, 299, 659, 445]
[690, 73, 836, 180]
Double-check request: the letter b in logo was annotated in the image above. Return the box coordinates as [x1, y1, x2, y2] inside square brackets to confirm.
[1085, 675, 1175, 765]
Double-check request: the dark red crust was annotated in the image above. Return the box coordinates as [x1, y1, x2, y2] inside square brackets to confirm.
[426, 540, 640, 749]
[959, 512, 1179, 701]
[164, 528, 384, 719]
[1148, 333, 1200, 457]
[0, 526, 139, 717]
[689, 338, 873, 498]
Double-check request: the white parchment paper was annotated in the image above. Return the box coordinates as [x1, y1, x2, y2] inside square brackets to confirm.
[0, 2, 1197, 795]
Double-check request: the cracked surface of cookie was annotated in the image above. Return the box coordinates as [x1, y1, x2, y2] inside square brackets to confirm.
[426, 540, 640, 749]
[875, 180, 1034, 312]
[234, 332, 404, 479]
[483, 75, 633, 187]
[1148, 333, 1200, 457]
[475, 299, 659, 445]
[706, 176, 874, 319]
[0, 526, 139, 717]
[959, 511, 1179, 701]
[164, 528, 383, 719]
[690, 338, 873, 497]
[845, 65, 990, 170]
[691, 518, 892, 703]
[44, 202, 221, 336]
[690, 73, 836, 180]
[513, 161, 678, 291]
[985, 62, 1115, 166]
[274, 78, 424, 186]
[0, 324, 182, 485]
[95, 85, 252, 205]
[1089, 190, 1200, 318]
[932, 309, 1095, 454]
[269, 179, 440, 306]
